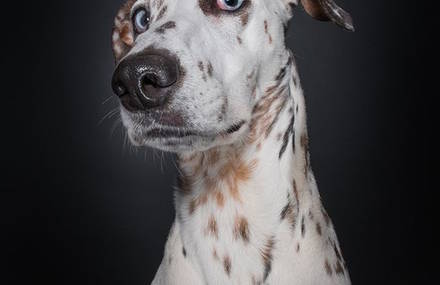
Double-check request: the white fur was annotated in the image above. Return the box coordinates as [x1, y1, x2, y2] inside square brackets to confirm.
[112, 1, 351, 284]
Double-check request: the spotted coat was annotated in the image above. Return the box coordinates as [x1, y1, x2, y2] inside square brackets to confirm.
[111, 0, 354, 284]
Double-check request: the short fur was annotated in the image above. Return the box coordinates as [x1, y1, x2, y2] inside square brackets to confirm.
[111, 0, 354, 284]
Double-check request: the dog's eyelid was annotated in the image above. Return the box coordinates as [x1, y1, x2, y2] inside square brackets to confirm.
[130, 2, 149, 19]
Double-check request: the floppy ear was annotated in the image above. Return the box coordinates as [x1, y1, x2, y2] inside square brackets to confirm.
[112, 0, 136, 62]
[301, 0, 354, 31]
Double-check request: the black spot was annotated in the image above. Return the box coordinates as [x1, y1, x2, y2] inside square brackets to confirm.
[279, 113, 295, 159]
[301, 216, 305, 237]
[280, 201, 291, 220]
[182, 247, 187, 257]
[155, 21, 176, 34]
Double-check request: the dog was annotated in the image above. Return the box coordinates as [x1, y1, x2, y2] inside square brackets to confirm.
[111, 0, 354, 284]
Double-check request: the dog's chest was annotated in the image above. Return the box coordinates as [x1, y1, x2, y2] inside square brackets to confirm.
[175, 153, 298, 283]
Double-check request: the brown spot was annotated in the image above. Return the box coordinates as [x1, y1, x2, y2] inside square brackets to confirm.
[324, 259, 333, 276]
[316, 222, 322, 236]
[206, 215, 219, 238]
[198, 61, 204, 72]
[296, 243, 300, 252]
[237, 36, 243, 44]
[215, 191, 225, 208]
[234, 216, 250, 243]
[293, 180, 299, 207]
[241, 13, 249, 26]
[207, 62, 213, 77]
[322, 207, 331, 226]
[112, 0, 136, 61]
[263, 20, 272, 44]
[213, 248, 219, 260]
[261, 237, 275, 280]
[155, 21, 176, 33]
[189, 192, 208, 214]
[223, 255, 232, 276]
[333, 242, 343, 262]
[308, 209, 314, 220]
[219, 158, 257, 202]
[177, 173, 194, 194]
[301, 133, 310, 175]
[120, 23, 134, 46]
[335, 261, 345, 275]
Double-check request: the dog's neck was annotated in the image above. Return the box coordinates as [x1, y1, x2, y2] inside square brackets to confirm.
[174, 49, 321, 281]
[177, 49, 311, 211]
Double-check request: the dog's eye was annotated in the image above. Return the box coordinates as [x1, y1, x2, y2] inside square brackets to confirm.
[216, 0, 245, 11]
[132, 8, 150, 34]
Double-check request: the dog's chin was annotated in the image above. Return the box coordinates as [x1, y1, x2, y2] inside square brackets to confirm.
[126, 122, 248, 153]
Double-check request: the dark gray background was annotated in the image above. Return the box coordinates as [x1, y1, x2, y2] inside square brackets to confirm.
[3, 0, 430, 284]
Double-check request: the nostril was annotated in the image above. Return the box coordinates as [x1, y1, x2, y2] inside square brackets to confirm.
[142, 73, 160, 89]
[113, 81, 127, 97]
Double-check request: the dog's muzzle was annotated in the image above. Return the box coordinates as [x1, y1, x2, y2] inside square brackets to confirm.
[111, 50, 179, 112]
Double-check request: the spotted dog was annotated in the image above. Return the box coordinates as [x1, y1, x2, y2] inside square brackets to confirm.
[111, 0, 354, 284]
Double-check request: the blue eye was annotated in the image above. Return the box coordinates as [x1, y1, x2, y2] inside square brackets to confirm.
[132, 8, 150, 34]
[216, 0, 245, 11]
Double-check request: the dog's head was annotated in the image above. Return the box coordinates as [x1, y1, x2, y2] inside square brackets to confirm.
[111, 0, 353, 153]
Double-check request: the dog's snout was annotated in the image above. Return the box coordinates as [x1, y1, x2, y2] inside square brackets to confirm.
[112, 52, 179, 111]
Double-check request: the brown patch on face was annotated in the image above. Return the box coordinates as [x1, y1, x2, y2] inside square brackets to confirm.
[223, 255, 232, 276]
[324, 259, 333, 276]
[205, 214, 219, 238]
[234, 216, 250, 243]
[155, 21, 176, 34]
[120, 24, 134, 46]
[112, 0, 137, 62]
[241, 13, 249, 26]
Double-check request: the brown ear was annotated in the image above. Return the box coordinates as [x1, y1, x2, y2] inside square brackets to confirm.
[112, 0, 136, 62]
[301, 0, 354, 31]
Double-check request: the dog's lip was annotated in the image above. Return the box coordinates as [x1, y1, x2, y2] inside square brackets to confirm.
[142, 121, 247, 139]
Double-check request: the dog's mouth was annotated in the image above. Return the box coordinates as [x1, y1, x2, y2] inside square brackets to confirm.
[127, 120, 247, 151]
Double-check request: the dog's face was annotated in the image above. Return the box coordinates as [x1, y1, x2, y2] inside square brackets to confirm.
[111, 0, 353, 153]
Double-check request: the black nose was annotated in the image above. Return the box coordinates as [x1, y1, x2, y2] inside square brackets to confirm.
[111, 51, 179, 111]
